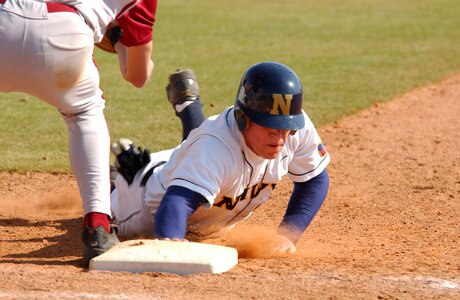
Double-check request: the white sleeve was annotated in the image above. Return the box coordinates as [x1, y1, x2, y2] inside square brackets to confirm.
[165, 136, 235, 205]
[287, 112, 330, 182]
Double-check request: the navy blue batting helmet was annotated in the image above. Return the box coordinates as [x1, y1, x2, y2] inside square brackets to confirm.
[234, 62, 305, 131]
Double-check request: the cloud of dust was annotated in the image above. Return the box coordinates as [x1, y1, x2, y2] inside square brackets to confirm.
[2, 186, 82, 218]
[204, 224, 297, 259]
[0, 185, 81, 219]
[201, 223, 333, 259]
[33, 188, 82, 217]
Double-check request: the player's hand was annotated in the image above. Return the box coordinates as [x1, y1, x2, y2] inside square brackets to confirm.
[111, 138, 151, 185]
[270, 234, 296, 254]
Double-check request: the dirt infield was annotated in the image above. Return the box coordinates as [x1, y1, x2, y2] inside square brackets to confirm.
[1, 74, 459, 299]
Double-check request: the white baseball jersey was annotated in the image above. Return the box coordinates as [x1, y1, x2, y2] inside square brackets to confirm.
[111, 107, 330, 239]
[50, 0, 136, 42]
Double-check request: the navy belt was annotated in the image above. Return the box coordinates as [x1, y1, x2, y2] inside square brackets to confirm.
[140, 161, 166, 187]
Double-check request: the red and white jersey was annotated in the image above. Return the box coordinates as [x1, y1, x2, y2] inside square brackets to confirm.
[51, 0, 157, 44]
[142, 107, 331, 238]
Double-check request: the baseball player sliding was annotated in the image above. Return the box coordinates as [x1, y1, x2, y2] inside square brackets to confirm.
[0, 0, 157, 265]
[110, 62, 331, 253]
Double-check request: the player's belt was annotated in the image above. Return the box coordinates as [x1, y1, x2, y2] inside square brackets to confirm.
[140, 161, 166, 187]
[0, 0, 78, 14]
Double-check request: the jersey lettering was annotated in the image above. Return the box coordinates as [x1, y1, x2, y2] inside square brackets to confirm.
[270, 94, 293, 115]
[214, 182, 277, 210]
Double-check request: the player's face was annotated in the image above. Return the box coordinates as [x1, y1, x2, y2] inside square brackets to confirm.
[242, 121, 290, 159]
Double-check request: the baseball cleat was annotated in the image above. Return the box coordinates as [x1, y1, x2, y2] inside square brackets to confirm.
[166, 68, 200, 113]
[82, 225, 120, 267]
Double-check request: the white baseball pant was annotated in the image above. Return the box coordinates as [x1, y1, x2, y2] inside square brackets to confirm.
[0, 0, 111, 216]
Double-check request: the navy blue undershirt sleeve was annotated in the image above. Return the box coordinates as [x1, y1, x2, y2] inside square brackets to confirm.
[279, 168, 329, 244]
[154, 185, 207, 239]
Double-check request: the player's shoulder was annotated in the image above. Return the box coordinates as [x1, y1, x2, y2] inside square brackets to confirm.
[294, 110, 320, 137]
[282, 110, 320, 150]
[191, 107, 238, 140]
[170, 132, 239, 178]
[183, 109, 239, 154]
[300, 109, 316, 129]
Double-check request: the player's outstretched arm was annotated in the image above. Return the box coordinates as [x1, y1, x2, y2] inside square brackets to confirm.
[154, 186, 207, 240]
[278, 168, 330, 246]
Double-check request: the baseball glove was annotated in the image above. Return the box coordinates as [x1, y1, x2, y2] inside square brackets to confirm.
[95, 24, 123, 53]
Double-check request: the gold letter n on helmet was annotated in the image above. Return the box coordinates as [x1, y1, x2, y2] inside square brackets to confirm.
[270, 94, 293, 115]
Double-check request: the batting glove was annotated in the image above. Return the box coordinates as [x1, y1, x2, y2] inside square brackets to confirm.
[111, 138, 151, 185]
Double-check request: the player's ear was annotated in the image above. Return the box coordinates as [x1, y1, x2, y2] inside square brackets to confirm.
[235, 107, 249, 131]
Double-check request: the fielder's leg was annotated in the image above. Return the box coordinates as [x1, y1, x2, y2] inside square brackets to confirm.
[0, 3, 118, 266]
[63, 104, 119, 265]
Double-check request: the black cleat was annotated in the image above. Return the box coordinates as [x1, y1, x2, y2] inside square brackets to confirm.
[166, 68, 200, 111]
[82, 225, 119, 267]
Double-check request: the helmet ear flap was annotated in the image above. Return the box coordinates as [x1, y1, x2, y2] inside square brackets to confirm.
[235, 106, 249, 131]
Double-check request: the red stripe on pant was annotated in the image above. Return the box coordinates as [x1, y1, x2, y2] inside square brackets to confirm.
[0, 0, 77, 14]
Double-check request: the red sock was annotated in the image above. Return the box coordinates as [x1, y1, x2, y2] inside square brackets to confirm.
[84, 212, 110, 233]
